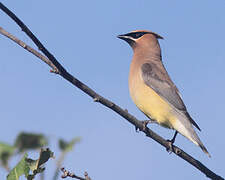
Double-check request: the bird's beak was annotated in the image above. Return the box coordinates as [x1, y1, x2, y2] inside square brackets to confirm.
[117, 34, 135, 47]
[117, 34, 129, 41]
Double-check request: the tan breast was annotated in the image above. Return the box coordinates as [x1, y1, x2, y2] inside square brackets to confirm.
[128, 58, 175, 129]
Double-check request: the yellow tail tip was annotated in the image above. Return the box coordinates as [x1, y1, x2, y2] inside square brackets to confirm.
[205, 151, 211, 158]
[201, 145, 211, 158]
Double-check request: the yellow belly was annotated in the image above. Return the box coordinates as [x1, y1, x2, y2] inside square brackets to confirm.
[129, 77, 176, 129]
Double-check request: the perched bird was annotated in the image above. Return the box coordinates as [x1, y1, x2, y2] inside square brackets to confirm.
[117, 30, 210, 157]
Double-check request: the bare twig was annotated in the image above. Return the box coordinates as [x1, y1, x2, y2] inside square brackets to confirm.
[84, 172, 91, 180]
[0, 27, 58, 73]
[61, 167, 90, 180]
[0, 3, 224, 180]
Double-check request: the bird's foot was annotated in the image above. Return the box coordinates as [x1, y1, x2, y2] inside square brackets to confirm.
[136, 120, 154, 132]
[166, 139, 175, 154]
[166, 131, 178, 153]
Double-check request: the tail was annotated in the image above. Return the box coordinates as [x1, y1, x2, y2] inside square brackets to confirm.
[190, 130, 211, 157]
[198, 142, 211, 158]
[172, 113, 210, 157]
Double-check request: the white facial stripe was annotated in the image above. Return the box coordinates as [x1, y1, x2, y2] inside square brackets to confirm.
[124, 36, 136, 41]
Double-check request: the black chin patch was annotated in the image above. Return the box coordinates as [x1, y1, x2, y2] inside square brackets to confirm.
[123, 38, 135, 46]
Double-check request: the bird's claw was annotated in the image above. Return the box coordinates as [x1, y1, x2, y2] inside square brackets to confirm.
[166, 131, 178, 153]
[166, 139, 174, 153]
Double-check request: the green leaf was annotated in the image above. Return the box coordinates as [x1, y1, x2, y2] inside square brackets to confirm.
[37, 148, 54, 167]
[0, 142, 15, 169]
[25, 158, 38, 172]
[14, 132, 48, 152]
[59, 137, 81, 152]
[26, 148, 54, 179]
[7, 153, 29, 180]
[7, 148, 54, 180]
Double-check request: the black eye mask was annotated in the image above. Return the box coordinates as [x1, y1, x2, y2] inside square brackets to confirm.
[126, 32, 148, 39]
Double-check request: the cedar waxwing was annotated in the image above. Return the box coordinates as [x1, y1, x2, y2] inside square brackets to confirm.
[117, 30, 210, 157]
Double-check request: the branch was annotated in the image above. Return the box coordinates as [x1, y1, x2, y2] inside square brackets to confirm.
[61, 167, 91, 180]
[0, 3, 223, 180]
[0, 26, 58, 73]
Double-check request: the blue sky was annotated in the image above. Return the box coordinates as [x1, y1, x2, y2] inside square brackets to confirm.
[0, 1, 225, 179]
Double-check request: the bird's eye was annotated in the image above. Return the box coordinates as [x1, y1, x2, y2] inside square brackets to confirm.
[129, 32, 146, 39]
[136, 32, 144, 38]
[134, 33, 139, 38]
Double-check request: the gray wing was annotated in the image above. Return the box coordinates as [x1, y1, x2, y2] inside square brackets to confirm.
[141, 63, 201, 131]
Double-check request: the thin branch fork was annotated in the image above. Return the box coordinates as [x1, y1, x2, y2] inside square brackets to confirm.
[0, 3, 224, 180]
[61, 168, 91, 180]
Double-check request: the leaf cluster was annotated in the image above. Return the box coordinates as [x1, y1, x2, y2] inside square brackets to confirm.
[0, 132, 80, 180]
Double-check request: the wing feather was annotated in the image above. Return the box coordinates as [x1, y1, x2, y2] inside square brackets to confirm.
[141, 63, 201, 131]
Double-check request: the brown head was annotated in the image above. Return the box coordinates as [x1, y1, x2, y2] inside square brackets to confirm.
[118, 30, 163, 56]
[118, 30, 163, 47]
[118, 30, 163, 61]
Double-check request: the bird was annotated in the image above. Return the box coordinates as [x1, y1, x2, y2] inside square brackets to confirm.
[117, 30, 210, 157]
